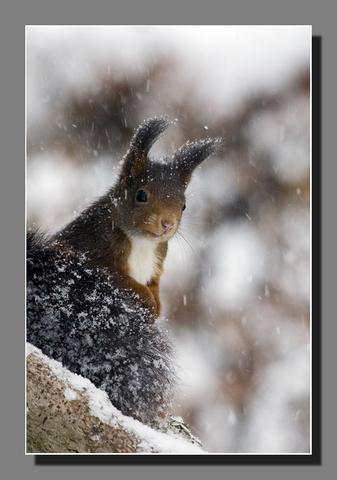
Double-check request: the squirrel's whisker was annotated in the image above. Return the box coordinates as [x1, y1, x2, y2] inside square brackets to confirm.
[179, 226, 204, 251]
[176, 229, 195, 253]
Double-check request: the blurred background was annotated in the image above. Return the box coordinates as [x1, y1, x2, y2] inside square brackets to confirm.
[26, 25, 311, 453]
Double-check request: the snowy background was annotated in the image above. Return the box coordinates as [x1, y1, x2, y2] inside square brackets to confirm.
[26, 25, 311, 453]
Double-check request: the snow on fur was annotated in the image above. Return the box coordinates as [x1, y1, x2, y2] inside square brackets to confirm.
[26, 231, 175, 425]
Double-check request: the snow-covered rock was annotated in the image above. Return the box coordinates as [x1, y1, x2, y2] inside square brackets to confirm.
[26, 343, 204, 454]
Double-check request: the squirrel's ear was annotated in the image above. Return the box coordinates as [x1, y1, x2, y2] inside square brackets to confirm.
[172, 138, 221, 184]
[121, 117, 171, 178]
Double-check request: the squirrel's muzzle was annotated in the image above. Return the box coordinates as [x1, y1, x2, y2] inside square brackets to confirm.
[161, 219, 175, 233]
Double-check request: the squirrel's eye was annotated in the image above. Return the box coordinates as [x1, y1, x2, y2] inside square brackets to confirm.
[135, 190, 148, 203]
[182, 204, 186, 211]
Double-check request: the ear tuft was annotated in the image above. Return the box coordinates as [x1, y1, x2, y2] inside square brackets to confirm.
[121, 117, 172, 180]
[173, 137, 222, 183]
[130, 116, 172, 155]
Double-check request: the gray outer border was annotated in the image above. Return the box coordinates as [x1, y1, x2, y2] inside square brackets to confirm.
[1, 1, 336, 479]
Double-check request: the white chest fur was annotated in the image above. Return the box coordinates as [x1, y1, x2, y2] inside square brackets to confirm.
[127, 237, 158, 285]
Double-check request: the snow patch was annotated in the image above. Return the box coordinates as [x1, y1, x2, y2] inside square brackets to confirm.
[64, 388, 78, 401]
[26, 343, 204, 454]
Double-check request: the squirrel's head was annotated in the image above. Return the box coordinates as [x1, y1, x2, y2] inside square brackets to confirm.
[114, 117, 220, 242]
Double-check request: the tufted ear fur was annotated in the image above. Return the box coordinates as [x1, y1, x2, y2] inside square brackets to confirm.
[172, 137, 221, 185]
[121, 117, 171, 179]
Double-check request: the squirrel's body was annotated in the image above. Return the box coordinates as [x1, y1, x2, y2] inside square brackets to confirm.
[27, 117, 219, 424]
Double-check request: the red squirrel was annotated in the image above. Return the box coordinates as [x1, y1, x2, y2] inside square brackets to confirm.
[53, 117, 220, 319]
[27, 117, 220, 424]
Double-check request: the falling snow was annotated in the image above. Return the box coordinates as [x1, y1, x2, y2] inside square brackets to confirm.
[26, 26, 311, 454]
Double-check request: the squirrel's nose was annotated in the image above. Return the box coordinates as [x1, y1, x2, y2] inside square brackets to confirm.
[161, 219, 175, 233]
